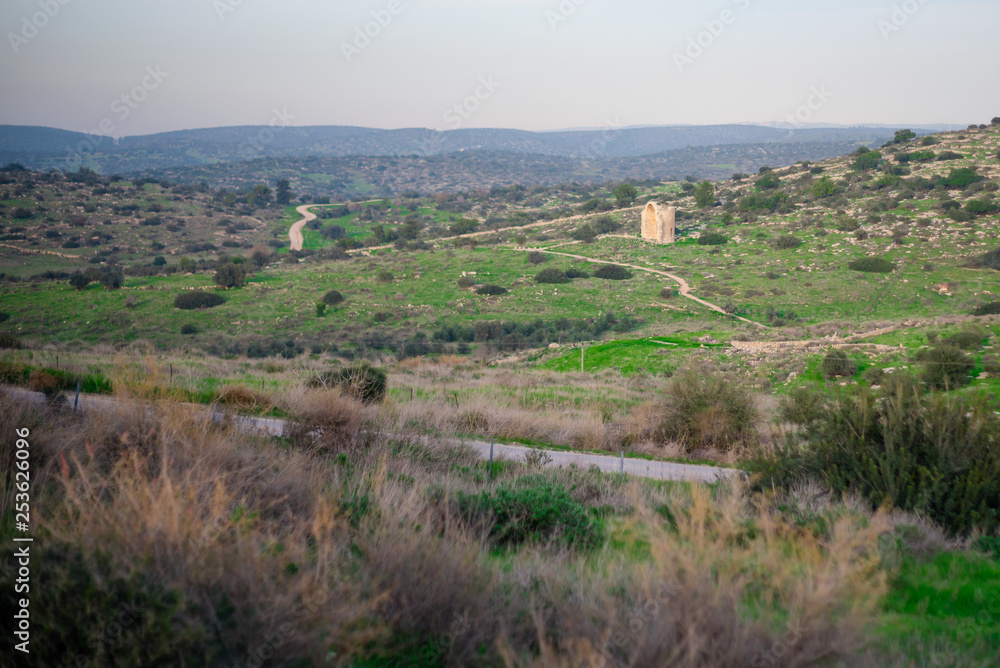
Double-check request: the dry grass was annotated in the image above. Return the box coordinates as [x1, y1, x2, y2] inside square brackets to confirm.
[0, 382, 907, 667]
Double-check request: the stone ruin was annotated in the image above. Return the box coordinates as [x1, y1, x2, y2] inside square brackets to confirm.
[641, 202, 676, 244]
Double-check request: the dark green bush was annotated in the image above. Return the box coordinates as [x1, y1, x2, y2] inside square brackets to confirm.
[591, 216, 620, 235]
[564, 267, 590, 279]
[377, 270, 394, 283]
[309, 362, 388, 404]
[739, 192, 788, 213]
[939, 168, 983, 188]
[655, 366, 758, 452]
[915, 344, 975, 389]
[941, 329, 984, 350]
[213, 263, 245, 289]
[457, 476, 604, 550]
[476, 284, 509, 296]
[746, 378, 1000, 536]
[571, 225, 597, 242]
[526, 252, 549, 265]
[821, 350, 858, 379]
[0, 312, 8, 323]
[697, 232, 729, 246]
[974, 302, 1000, 316]
[180, 324, 198, 335]
[851, 150, 883, 171]
[755, 173, 781, 189]
[966, 199, 1000, 216]
[174, 291, 225, 310]
[322, 289, 345, 306]
[982, 248, 1000, 271]
[773, 235, 802, 250]
[0, 540, 221, 667]
[534, 268, 570, 284]
[777, 386, 826, 426]
[848, 257, 895, 273]
[0, 333, 22, 350]
[593, 265, 632, 280]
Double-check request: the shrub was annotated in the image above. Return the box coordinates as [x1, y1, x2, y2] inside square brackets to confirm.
[526, 251, 549, 265]
[593, 264, 632, 280]
[309, 363, 388, 404]
[777, 386, 826, 425]
[746, 378, 1000, 536]
[68, 272, 90, 291]
[98, 266, 123, 290]
[773, 235, 802, 250]
[213, 263, 245, 289]
[0, 312, 8, 323]
[739, 192, 788, 213]
[315, 302, 327, 317]
[851, 150, 882, 171]
[916, 344, 975, 389]
[966, 199, 1000, 216]
[590, 215, 620, 235]
[848, 257, 895, 273]
[564, 267, 590, 279]
[659, 287, 676, 299]
[974, 302, 1000, 316]
[174, 291, 225, 310]
[321, 289, 344, 306]
[476, 284, 509, 296]
[613, 183, 638, 207]
[821, 350, 858, 379]
[180, 324, 198, 335]
[694, 181, 715, 207]
[457, 476, 604, 550]
[456, 276, 476, 288]
[0, 333, 22, 350]
[755, 173, 781, 189]
[940, 168, 983, 188]
[697, 232, 728, 246]
[571, 225, 597, 242]
[982, 248, 1000, 271]
[377, 270, 394, 283]
[656, 366, 758, 452]
[535, 268, 570, 284]
[941, 328, 984, 350]
[812, 177, 836, 198]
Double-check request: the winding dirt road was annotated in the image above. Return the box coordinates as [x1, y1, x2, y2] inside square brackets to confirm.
[287, 203, 648, 254]
[288, 204, 318, 252]
[512, 247, 766, 327]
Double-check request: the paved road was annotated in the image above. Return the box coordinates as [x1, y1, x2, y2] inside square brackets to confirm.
[2, 386, 735, 484]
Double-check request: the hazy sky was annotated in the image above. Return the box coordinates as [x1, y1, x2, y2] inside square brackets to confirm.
[1, 0, 998, 136]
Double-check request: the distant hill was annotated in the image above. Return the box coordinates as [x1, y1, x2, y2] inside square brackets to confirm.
[0, 123, 909, 174]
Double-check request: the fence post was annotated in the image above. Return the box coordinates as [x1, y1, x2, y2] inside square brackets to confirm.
[581, 346, 585, 373]
[620, 451, 624, 482]
[73, 380, 81, 413]
[489, 438, 494, 481]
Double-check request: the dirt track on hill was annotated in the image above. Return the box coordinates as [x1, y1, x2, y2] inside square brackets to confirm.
[287, 203, 649, 255]
[510, 247, 766, 327]
[288, 204, 317, 251]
